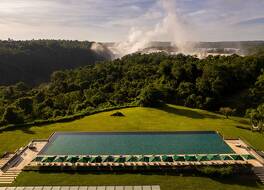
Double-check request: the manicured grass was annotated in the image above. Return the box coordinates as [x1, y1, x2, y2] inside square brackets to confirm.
[12, 171, 263, 190]
[1, 104, 263, 155]
[1, 105, 264, 188]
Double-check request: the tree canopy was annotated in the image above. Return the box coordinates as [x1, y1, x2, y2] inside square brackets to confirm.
[0, 52, 264, 127]
[0, 40, 112, 86]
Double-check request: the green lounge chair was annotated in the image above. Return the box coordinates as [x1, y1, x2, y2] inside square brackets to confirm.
[103, 155, 115, 162]
[42, 156, 56, 162]
[162, 155, 174, 162]
[114, 156, 127, 163]
[185, 155, 197, 161]
[196, 155, 209, 161]
[140, 156, 150, 162]
[173, 155, 185, 161]
[242, 154, 255, 160]
[91, 156, 103, 163]
[230, 154, 244, 160]
[78, 156, 92, 163]
[33, 156, 44, 162]
[127, 155, 139, 162]
[220, 155, 233, 160]
[66, 156, 79, 163]
[207, 154, 221, 161]
[150, 155, 161, 162]
[53, 156, 67, 162]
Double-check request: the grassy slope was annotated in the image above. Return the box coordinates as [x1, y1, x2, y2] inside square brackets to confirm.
[1, 104, 263, 189]
[1, 104, 263, 155]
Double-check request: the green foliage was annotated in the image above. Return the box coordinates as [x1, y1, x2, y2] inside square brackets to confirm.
[198, 166, 234, 177]
[247, 71, 264, 107]
[0, 53, 264, 126]
[2, 106, 24, 124]
[246, 103, 264, 132]
[0, 40, 112, 86]
[219, 107, 235, 119]
[138, 86, 165, 107]
[15, 97, 33, 114]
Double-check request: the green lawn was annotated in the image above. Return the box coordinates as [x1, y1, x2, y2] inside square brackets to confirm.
[13, 172, 263, 190]
[1, 104, 264, 188]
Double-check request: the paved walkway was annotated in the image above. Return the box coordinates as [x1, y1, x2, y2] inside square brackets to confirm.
[0, 141, 47, 184]
[0, 186, 160, 190]
[0, 155, 15, 169]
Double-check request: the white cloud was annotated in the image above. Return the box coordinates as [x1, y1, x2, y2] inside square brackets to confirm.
[0, 0, 263, 41]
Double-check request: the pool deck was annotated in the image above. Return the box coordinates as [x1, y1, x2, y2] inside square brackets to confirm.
[0, 141, 47, 184]
[0, 186, 161, 190]
[225, 139, 264, 167]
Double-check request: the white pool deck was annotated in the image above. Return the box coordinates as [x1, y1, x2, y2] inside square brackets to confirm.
[2, 141, 47, 171]
[0, 141, 47, 184]
[0, 186, 160, 190]
[17, 142, 47, 170]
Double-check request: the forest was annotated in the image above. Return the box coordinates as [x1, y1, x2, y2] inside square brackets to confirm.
[0, 51, 263, 127]
[0, 40, 112, 86]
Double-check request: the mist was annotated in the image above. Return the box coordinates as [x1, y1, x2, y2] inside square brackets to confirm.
[112, 0, 196, 57]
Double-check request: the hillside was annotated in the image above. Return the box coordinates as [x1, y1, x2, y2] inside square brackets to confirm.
[1, 104, 263, 156]
[0, 40, 112, 86]
[0, 53, 263, 128]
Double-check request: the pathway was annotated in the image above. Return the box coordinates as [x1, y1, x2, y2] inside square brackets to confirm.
[0, 186, 161, 190]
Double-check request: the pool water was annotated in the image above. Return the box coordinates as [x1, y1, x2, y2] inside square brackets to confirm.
[39, 131, 234, 155]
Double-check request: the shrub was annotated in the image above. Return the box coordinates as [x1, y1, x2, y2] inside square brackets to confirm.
[199, 166, 234, 177]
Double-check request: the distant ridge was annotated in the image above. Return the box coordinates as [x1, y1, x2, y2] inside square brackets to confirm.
[0, 40, 112, 86]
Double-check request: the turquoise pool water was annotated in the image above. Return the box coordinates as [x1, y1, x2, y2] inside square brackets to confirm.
[40, 132, 234, 155]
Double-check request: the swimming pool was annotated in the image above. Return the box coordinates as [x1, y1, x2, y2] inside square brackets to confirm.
[39, 131, 234, 155]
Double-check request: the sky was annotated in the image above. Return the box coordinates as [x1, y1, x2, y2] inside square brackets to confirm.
[0, 0, 263, 42]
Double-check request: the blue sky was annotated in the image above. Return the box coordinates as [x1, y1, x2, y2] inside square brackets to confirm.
[0, 0, 263, 41]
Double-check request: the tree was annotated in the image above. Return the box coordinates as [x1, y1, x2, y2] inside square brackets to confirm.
[15, 97, 33, 114]
[2, 106, 23, 124]
[177, 82, 195, 98]
[219, 107, 234, 119]
[138, 86, 164, 107]
[246, 104, 264, 132]
[0, 52, 264, 126]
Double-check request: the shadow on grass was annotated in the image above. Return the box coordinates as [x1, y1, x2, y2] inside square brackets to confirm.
[232, 118, 251, 126]
[0, 125, 36, 134]
[158, 104, 221, 119]
[32, 170, 260, 188]
[21, 127, 36, 134]
[212, 174, 260, 187]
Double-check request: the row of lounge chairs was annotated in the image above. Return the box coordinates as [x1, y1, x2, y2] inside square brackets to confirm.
[32, 160, 248, 167]
[30, 154, 255, 167]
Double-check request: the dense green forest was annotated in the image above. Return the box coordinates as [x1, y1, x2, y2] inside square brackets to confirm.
[0, 40, 112, 86]
[0, 52, 263, 127]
